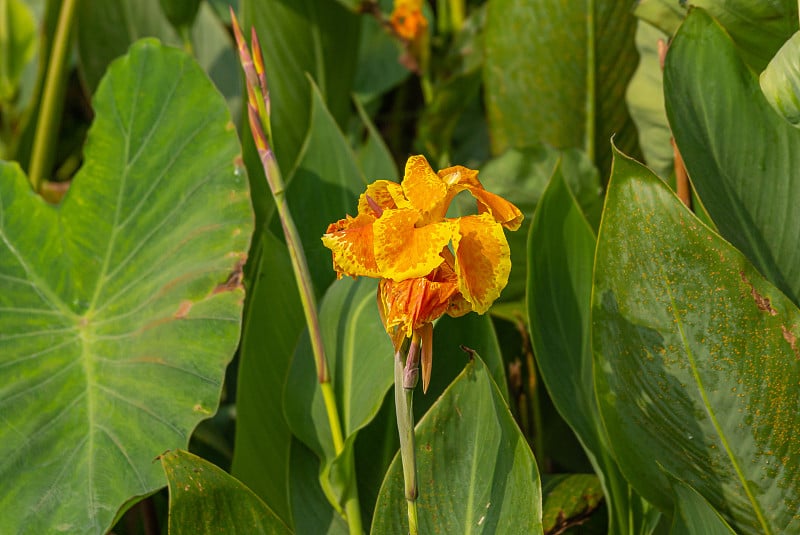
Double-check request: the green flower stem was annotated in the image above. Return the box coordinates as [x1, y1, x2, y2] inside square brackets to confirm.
[395, 337, 420, 535]
[28, 0, 79, 193]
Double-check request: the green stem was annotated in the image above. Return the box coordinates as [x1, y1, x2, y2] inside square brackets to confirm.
[395, 339, 419, 535]
[258, 131, 364, 535]
[28, 0, 78, 193]
[449, 0, 464, 32]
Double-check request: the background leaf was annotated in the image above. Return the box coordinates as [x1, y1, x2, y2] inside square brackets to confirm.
[0, 39, 252, 533]
[541, 474, 604, 535]
[593, 149, 800, 534]
[0, 0, 37, 103]
[669, 476, 737, 535]
[283, 277, 394, 509]
[665, 8, 800, 306]
[372, 354, 543, 534]
[161, 449, 292, 534]
[483, 0, 640, 176]
[231, 230, 302, 527]
[760, 31, 800, 128]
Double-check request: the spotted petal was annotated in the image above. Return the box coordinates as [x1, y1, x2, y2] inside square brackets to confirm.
[402, 155, 447, 217]
[374, 208, 451, 280]
[357, 180, 410, 216]
[439, 165, 524, 230]
[379, 268, 461, 338]
[451, 213, 511, 313]
[321, 213, 381, 278]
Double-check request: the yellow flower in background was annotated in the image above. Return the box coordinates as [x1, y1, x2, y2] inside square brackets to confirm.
[322, 156, 522, 369]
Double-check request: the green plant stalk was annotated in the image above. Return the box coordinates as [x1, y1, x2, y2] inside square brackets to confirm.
[233, 11, 364, 532]
[28, 0, 78, 192]
[395, 337, 420, 535]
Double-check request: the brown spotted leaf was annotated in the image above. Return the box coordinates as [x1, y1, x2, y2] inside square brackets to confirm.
[592, 148, 800, 534]
[0, 39, 252, 533]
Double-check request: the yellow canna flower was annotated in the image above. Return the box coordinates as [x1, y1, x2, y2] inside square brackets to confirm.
[322, 155, 522, 353]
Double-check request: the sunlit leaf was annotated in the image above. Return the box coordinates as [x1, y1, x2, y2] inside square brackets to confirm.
[0, 39, 252, 532]
[372, 354, 542, 534]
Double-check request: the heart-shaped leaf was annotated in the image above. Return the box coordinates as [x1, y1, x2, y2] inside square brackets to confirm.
[371, 353, 542, 534]
[593, 148, 800, 534]
[0, 39, 252, 533]
[161, 449, 292, 534]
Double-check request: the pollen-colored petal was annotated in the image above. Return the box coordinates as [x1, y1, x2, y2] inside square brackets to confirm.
[321, 213, 381, 278]
[451, 213, 511, 313]
[374, 208, 451, 280]
[437, 165, 524, 230]
[402, 155, 447, 216]
[357, 180, 410, 215]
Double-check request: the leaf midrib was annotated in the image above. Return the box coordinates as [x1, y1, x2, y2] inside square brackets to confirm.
[659, 263, 771, 534]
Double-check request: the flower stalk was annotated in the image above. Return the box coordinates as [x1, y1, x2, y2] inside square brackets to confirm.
[395, 334, 420, 535]
[231, 10, 362, 534]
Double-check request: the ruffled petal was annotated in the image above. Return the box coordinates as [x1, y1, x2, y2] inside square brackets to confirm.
[378, 266, 462, 338]
[374, 208, 451, 280]
[321, 213, 381, 278]
[451, 213, 511, 313]
[357, 180, 410, 215]
[437, 165, 523, 230]
[402, 155, 447, 216]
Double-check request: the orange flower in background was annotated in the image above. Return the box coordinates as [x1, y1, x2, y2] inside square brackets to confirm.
[321, 155, 522, 390]
[390, 0, 427, 42]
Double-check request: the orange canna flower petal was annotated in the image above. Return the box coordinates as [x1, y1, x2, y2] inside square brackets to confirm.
[379, 261, 463, 338]
[437, 165, 524, 230]
[373, 208, 451, 280]
[321, 213, 381, 278]
[401, 155, 447, 218]
[390, 1, 427, 42]
[451, 213, 511, 314]
[357, 180, 410, 215]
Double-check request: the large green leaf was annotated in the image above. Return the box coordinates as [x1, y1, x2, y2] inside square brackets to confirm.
[665, 8, 800, 306]
[371, 354, 542, 534]
[0, 39, 252, 532]
[231, 230, 302, 527]
[541, 474, 604, 534]
[242, 0, 360, 174]
[483, 0, 640, 175]
[635, 0, 797, 70]
[527, 166, 659, 534]
[593, 149, 800, 534]
[669, 477, 737, 535]
[283, 277, 394, 510]
[161, 449, 292, 534]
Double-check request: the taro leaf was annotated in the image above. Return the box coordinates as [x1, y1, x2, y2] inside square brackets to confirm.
[161, 449, 292, 535]
[0, 39, 252, 533]
[242, 0, 360, 174]
[665, 8, 800, 307]
[593, 148, 800, 534]
[760, 31, 800, 128]
[231, 230, 302, 527]
[283, 277, 394, 511]
[483, 0, 640, 176]
[371, 353, 543, 534]
[541, 474, 604, 535]
[669, 476, 737, 535]
[527, 167, 655, 534]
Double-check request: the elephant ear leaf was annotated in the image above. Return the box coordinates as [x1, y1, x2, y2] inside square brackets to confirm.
[0, 38, 252, 533]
